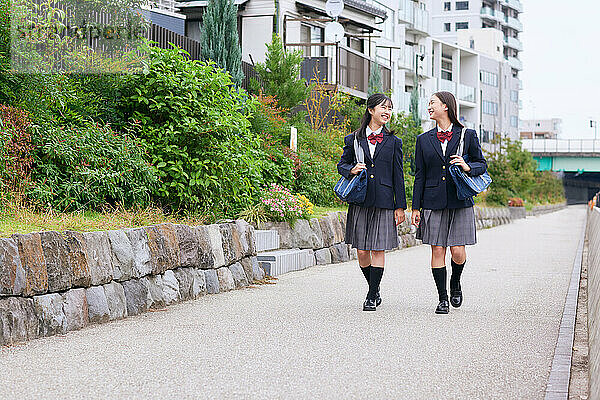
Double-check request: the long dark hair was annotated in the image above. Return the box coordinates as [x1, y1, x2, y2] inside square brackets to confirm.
[432, 91, 464, 128]
[356, 93, 394, 139]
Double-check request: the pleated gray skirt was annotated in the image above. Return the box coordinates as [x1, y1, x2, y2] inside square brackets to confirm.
[416, 207, 477, 247]
[345, 204, 398, 251]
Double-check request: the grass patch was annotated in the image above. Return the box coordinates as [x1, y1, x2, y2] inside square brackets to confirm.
[0, 200, 208, 236]
[312, 205, 348, 218]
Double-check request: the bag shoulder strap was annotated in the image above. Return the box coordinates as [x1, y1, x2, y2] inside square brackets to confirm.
[353, 133, 365, 164]
[456, 127, 466, 156]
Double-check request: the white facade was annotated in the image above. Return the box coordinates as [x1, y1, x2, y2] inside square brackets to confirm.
[430, 0, 523, 73]
[520, 119, 563, 139]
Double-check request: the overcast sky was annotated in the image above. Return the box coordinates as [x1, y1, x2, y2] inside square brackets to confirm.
[519, 0, 600, 139]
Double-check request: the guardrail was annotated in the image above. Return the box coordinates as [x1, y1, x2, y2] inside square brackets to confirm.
[521, 139, 600, 153]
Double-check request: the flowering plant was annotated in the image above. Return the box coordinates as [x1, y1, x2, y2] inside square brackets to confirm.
[260, 184, 313, 224]
[508, 197, 524, 207]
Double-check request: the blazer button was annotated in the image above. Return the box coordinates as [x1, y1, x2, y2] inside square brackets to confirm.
[442, 177, 446, 181]
[371, 164, 374, 167]
[442, 165, 446, 169]
[370, 174, 374, 178]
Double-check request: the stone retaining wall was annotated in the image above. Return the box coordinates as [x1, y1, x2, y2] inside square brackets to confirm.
[527, 202, 567, 217]
[260, 211, 420, 265]
[586, 207, 600, 397]
[0, 221, 265, 346]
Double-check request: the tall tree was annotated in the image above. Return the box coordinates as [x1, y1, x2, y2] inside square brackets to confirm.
[201, 0, 244, 86]
[368, 62, 382, 96]
[251, 34, 308, 110]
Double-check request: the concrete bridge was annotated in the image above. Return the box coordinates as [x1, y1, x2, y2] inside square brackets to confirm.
[522, 139, 600, 204]
[0, 206, 596, 399]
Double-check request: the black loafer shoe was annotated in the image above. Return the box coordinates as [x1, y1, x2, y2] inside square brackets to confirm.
[450, 291, 463, 308]
[435, 299, 450, 314]
[363, 299, 377, 311]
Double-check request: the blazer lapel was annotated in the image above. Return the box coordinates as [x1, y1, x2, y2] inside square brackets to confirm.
[359, 137, 373, 163]
[372, 132, 390, 160]
[445, 125, 463, 159]
[427, 129, 444, 161]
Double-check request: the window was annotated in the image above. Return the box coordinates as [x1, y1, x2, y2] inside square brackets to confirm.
[301, 25, 324, 57]
[510, 90, 518, 102]
[469, 39, 475, 49]
[481, 129, 490, 143]
[444, 23, 451, 32]
[455, 22, 469, 30]
[444, 2, 451, 11]
[482, 100, 498, 115]
[442, 59, 452, 81]
[456, 1, 469, 10]
[510, 116, 518, 127]
[480, 70, 498, 87]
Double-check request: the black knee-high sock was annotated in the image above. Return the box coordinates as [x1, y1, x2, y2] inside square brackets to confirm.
[450, 259, 465, 292]
[432, 267, 448, 301]
[367, 267, 384, 300]
[360, 265, 371, 284]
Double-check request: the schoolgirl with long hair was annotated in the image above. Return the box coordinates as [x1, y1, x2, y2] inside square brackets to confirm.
[411, 91, 488, 314]
[337, 93, 407, 311]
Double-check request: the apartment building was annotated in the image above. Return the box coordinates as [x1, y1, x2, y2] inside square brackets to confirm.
[144, 0, 520, 142]
[520, 119, 563, 139]
[430, 0, 523, 74]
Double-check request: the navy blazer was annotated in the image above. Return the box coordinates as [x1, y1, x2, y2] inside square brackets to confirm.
[337, 128, 407, 210]
[412, 125, 487, 210]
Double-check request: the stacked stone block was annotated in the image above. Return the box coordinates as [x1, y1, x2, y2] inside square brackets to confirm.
[0, 220, 264, 346]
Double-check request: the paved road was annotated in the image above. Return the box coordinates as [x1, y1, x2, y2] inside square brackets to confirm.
[0, 206, 586, 399]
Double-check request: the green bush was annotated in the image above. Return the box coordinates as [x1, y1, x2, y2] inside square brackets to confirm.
[294, 147, 341, 207]
[8, 73, 133, 128]
[28, 121, 157, 211]
[485, 137, 564, 206]
[126, 42, 295, 217]
[250, 34, 308, 110]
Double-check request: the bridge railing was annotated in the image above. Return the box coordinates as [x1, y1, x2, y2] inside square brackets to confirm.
[522, 139, 600, 153]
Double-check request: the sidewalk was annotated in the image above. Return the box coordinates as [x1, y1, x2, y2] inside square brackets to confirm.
[0, 206, 586, 399]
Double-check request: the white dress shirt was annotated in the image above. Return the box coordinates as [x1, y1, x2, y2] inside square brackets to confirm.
[365, 125, 384, 159]
[438, 124, 452, 156]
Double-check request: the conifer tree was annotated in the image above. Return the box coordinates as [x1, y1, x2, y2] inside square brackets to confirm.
[201, 0, 244, 86]
[368, 62, 382, 97]
[252, 34, 308, 110]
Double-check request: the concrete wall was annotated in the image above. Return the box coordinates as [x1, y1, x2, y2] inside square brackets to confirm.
[587, 207, 600, 399]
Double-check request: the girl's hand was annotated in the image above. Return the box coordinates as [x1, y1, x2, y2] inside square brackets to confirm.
[395, 208, 405, 226]
[450, 155, 471, 172]
[350, 162, 367, 175]
[411, 209, 421, 227]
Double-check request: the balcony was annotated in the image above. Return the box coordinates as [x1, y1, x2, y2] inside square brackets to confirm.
[288, 43, 392, 98]
[503, 36, 523, 51]
[505, 55, 523, 71]
[399, 0, 429, 35]
[503, 15, 523, 32]
[438, 78, 456, 94]
[480, 6, 496, 20]
[398, 92, 412, 114]
[458, 83, 476, 103]
[505, 0, 523, 13]
[398, 45, 415, 70]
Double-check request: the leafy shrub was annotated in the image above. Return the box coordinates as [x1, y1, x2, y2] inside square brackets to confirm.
[8, 73, 133, 128]
[250, 34, 308, 110]
[0, 105, 34, 193]
[294, 147, 341, 207]
[127, 42, 295, 217]
[485, 137, 565, 206]
[28, 121, 157, 211]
